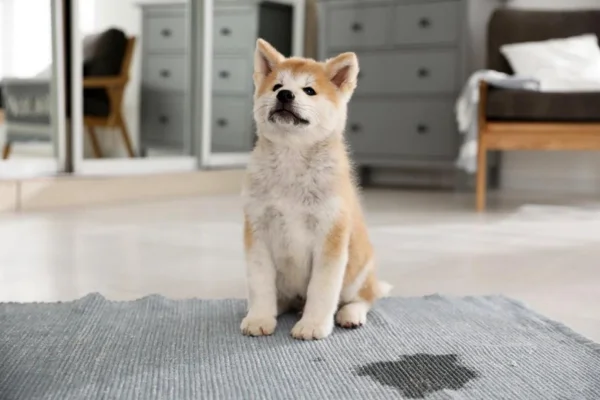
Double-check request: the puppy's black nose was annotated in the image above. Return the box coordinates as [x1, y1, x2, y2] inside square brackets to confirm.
[276, 89, 295, 104]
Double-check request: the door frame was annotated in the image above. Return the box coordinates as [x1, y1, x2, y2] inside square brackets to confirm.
[69, 0, 212, 176]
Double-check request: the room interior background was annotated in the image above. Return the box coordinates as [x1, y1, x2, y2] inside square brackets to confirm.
[0, 0, 599, 197]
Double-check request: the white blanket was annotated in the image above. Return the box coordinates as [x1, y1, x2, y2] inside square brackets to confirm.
[455, 70, 540, 174]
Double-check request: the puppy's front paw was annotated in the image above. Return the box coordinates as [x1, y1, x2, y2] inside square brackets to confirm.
[291, 318, 333, 340]
[241, 315, 277, 337]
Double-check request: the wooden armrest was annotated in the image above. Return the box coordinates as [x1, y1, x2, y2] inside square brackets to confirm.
[83, 77, 126, 88]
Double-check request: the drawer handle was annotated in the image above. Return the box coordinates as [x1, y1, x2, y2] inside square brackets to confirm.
[217, 118, 228, 127]
[161, 29, 171, 37]
[417, 124, 429, 135]
[219, 70, 230, 79]
[351, 22, 363, 32]
[220, 27, 231, 36]
[160, 69, 171, 78]
[349, 123, 362, 133]
[417, 68, 430, 78]
[159, 116, 169, 124]
[418, 18, 431, 28]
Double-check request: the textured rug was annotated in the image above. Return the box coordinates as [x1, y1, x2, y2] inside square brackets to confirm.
[1, 294, 599, 399]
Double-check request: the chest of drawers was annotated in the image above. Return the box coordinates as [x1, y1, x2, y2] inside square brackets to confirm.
[318, 0, 467, 173]
[139, 1, 293, 154]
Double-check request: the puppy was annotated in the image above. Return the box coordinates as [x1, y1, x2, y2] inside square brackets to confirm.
[241, 39, 390, 340]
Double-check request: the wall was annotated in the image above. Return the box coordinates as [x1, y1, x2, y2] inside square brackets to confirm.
[500, 0, 600, 194]
[0, 0, 54, 156]
[0, 0, 53, 78]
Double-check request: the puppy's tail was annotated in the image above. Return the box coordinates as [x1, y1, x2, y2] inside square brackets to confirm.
[376, 281, 393, 298]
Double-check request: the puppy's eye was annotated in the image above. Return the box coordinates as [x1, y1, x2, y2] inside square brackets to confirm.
[272, 84, 283, 91]
[303, 87, 317, 96]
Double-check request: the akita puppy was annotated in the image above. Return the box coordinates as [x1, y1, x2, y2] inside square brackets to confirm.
[241, 39, 390, 340]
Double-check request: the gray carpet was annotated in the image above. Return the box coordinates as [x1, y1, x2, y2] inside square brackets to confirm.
[1, 294, 599, 400]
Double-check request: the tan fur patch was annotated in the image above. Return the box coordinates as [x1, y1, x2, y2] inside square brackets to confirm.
[256, 39, 283, 64]
[343, 203, 376, 300]
[256, 58, 340, 106]
[255, 71, 279, 97]
[325, 52, 359, 94]
[358, 271, 379, 304]
[323, 213, 349, 261]
[243, 214, 253, 251]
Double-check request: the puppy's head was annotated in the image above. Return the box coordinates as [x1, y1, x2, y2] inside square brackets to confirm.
[252, 39, 359, 145]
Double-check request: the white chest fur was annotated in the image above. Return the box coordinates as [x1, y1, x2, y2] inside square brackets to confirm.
[243, 143, 342, 299]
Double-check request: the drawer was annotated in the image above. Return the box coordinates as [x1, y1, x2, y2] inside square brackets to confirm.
[394, 1, 460, 45]
[213, 57, 250, 94]
[346, 100, 457, 158]
[141, 92, 186, 149]
[143, 55, 186, 91]
[326, 5, 389, 49]
[145, 16, 186, 52]
[214, 10, 257, 53]
[354, 50, 458, 95]
[212, 96, 253, 152]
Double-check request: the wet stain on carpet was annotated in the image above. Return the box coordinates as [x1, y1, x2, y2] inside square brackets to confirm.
[356, 353, 478, 398]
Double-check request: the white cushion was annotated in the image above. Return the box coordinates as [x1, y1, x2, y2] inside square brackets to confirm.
[500, 34, 600, 91]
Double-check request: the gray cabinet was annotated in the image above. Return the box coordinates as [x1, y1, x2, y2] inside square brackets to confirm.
[139, 1, 292, 154]
[318, 0, 468, 176]
[139, 3, 190, 152]
[211, 6, 257, 152]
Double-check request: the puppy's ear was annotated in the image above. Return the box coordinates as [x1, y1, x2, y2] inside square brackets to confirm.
[254, 39, 285, 86]
[325, 52, 359, 96]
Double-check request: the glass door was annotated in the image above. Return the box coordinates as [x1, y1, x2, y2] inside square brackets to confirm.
[200, 0, 305, 168]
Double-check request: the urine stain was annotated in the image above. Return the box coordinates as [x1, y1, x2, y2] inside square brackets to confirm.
[356, 353, 478, 399]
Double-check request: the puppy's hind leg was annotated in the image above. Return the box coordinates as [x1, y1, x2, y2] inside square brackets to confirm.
[336, 271, 391, 329]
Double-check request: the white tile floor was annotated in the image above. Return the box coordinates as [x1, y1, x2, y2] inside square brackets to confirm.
[1, 189, 599, 341]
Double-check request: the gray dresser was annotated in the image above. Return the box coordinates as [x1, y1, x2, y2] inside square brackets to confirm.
[139, 1, 293, 154]
[138, 3, 189, 153]
[318, 0, 468, 179]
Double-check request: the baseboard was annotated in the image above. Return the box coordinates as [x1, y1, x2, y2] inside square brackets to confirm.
[1, 169, 245, 212]
[501, 170, 600, 195]
[368, 167, 456, 189]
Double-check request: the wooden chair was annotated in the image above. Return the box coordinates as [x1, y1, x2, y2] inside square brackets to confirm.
[83, 37, 136, 158]
[476, 9, 600, 211]
[476, 82, 600, 211]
